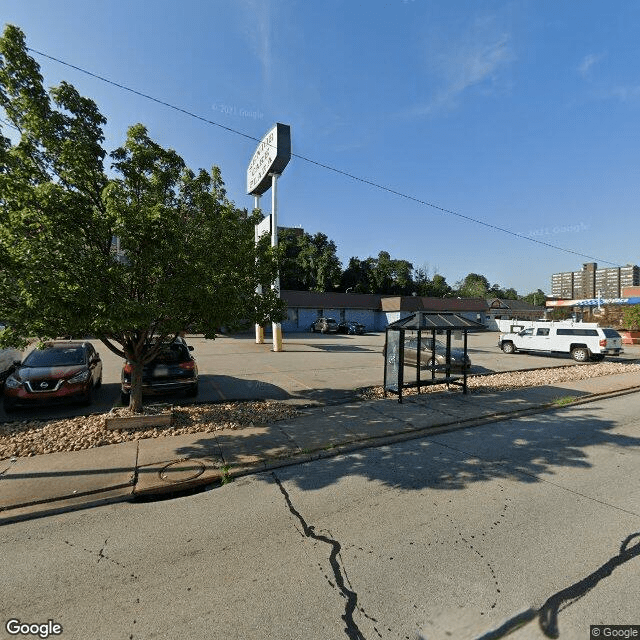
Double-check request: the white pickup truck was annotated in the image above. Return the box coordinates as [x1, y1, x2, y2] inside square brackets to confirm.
[497, 323, 623, 362]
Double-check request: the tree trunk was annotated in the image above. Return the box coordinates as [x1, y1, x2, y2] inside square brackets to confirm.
[129, 359, 145, 413]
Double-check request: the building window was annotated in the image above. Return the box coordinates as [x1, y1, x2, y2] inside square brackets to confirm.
[340, 309, 346, 322]
[287, 308, 299, 327]
[317, 309, 323, 318]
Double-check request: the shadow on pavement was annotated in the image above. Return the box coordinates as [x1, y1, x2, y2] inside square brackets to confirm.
[172, 384, 640, 496]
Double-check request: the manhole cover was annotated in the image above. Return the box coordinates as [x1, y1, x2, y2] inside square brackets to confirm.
[159, 459, 206, 483]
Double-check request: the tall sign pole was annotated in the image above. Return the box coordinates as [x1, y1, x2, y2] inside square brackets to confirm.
[247, 123, 291, 353]
[270, 173, 282, 351]
[254, 194, 264, 344]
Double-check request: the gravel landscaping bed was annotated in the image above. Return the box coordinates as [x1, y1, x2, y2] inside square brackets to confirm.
[0, 400, 299, 460]
[357, 361, 640, 399]
[1, 361, 638, 460]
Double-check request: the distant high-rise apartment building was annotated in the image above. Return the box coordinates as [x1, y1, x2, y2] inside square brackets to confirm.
[551, 263, 640, 298]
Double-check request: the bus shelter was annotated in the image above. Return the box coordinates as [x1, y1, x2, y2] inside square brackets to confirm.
[384, 312, 485, 403]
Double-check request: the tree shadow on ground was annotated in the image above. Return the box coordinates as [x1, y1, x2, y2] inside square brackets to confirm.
[173, 384, 640, 496]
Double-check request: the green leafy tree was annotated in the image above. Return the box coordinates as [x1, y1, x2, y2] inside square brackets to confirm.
[521, 289, 546, 306]
[352, 251, 415, 295]
[340, 256, 374, 293]
[429, 273, 453, 297]
[0, 25, 284, 412]
[622, 305, 640, 330]
[457, 273, 490, 298]
[502, 287, 519, 300]
[278, 230, 342, 292]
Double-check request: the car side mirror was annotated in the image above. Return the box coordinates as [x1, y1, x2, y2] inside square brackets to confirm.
[188, 345, 194, 351]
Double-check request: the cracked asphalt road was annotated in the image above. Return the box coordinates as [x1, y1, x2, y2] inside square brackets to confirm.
[1, 393, 639, 640]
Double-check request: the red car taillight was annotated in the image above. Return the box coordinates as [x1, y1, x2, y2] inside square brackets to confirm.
[123, 363, 133, 374]
[599, 339, 607, 347]
[179, 361, 195, 370]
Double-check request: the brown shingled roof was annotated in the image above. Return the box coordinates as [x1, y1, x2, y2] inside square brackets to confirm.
[380, 296, 488, 312]
[281, 291, 489, 312]
[281, 290, 383, 309]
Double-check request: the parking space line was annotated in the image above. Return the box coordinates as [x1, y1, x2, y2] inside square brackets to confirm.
[207, 377, 227, 401]
[266, 364, 314, 390]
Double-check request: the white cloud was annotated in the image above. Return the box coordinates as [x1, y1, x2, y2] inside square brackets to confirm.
[611, 85, 640, 101]
[237, 0, 273, 88]
[406, 19, 513, 118]
[578, 53, 603, 78]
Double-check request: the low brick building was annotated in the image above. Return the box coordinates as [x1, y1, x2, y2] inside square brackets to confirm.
[277, 291, 489, 333]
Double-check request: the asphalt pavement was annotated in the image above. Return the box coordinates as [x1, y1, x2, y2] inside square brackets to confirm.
[1, 366, 639, 525]
[2, 330, 638, 422]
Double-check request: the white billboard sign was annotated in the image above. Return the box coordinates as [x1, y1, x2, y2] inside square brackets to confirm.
[246, 123, 291, 196]
[256, 215, 271, 239]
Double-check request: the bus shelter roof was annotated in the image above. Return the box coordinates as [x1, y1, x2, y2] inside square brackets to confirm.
[386, 312, 486, 331]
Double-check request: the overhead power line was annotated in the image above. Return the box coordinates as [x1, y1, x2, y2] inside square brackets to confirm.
[24, 46, 618, 267]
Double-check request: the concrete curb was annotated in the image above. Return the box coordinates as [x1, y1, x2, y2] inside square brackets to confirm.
[2, 382, 639, 521]
[210, 382, 640, 486]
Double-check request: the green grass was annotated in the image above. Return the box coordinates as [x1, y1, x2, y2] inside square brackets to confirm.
[553, 395, 578, 406]
[220, 464, 232, 485]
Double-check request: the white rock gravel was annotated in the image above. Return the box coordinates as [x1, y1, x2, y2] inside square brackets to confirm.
[0, 400, 299, 460]
[357, 361, 640, 398]
[1, 362, 638, 459]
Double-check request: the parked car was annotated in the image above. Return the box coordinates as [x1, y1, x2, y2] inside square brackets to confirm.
[3, 341, 102, 412]
[497, 323, 623, 362]
[120, 337, 198, 403]
[310, 318, 339, 333]
[384, 336, 471, 372]
[0, 347, 21, 387]
[337, 320, 365, 335]
[0, 323, 22, 387]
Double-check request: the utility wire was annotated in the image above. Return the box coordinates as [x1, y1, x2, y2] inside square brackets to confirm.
[25, 46, 618, 266]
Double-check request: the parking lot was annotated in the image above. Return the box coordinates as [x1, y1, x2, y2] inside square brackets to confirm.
[1, 330, 638, 422]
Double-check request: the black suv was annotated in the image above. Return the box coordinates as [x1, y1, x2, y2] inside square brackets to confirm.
[120, 337, 198, 403]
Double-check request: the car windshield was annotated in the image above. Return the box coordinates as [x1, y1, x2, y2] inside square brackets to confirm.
[24, 347, 86, 367]
[151, 345, 189, 364]
[406, 338, 436, 350]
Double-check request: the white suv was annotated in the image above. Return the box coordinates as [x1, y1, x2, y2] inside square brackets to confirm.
[498, 324, 623, 362]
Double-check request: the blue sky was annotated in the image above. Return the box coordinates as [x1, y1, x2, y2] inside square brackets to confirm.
[2, 1, 639, 295]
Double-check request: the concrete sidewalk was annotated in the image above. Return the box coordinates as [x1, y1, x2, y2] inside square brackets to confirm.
[1, 371, 639, 525]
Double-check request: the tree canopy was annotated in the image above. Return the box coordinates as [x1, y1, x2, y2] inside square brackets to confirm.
[0, 25, 284, 411]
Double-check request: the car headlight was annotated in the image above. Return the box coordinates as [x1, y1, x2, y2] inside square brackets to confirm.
[68, 370, 90, 384]
[5, 376, 22, 389]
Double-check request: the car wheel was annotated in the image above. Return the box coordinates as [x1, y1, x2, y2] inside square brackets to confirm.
[95, 373, 103, 389]
[502, 342, 516, 354]
[571, 347, 590, 362]
[3, 399, 16, 413]
[81, 384, 93, 406]
[321, 327, 326, 334]
[185, 382, 199, 397]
